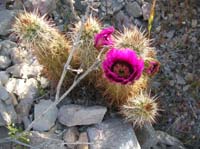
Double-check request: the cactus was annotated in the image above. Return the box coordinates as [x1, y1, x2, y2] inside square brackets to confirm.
[96, 74, 149, 106]
[13, 11, 73, 85]
[71, 16, 102, 83]
[95, 27, 160, 106]
[120, 92, 159, 126]
[96, 48, 149, 106]
[114, 27, 156, 59]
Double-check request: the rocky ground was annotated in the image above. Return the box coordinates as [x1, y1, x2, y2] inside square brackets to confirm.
[0, 0, 199, 149]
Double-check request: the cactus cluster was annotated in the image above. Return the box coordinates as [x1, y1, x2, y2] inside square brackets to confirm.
[13, 11, 160, 127]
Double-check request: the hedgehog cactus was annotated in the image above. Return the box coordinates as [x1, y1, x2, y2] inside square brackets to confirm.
[70, 16, 105, 83]
[12, 11, 160, 126]
[120, 92, 159, 126]
[13, 12, 72, 84]
[114, 27, 156, 59]
[96, 48, 149, 106]
[72, 17, 101, 69]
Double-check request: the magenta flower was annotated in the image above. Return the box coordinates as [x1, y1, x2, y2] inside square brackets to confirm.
[145, 60, 160, 76]
[102, 48, 144, 84]
[94, 26, 114, 50]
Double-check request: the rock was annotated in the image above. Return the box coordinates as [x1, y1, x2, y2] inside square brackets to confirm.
[166, 30, 175, 39]
[185, 73, 194, 82]
[24, 0, 57, 15]
[77, 132, 89, 149]
[63, 127, 79, 149]
[33, 100, 58, 131]
[0, 10, 16, 36]
[176, 74, 186, 85]
[183, 85, 190, 91]
[0, 100, 17, 126]
[6, 62, 42, 78]
[142, 2, 151, 20]
[191, 19, 197, 28]
[29, 131, 65, 149]
[125, 1, 142, 18]
[0, 127, 13, 149]
[9, 47, 31, 64]
[115, 11, 132, 31]
[135, 124, 158, 149]
[112, 0, 125, 13]
[5, 78, 38, 100]
[100, 0, 125, 16]
[87, 118, 141, 149]
[0, 40, 17, 57]
[156, 131, 185, 149]
[0, 84, 10, 101]
[58, 104, 107, 127]
[0, 71, 9, 85]
[16, 98, 34, 117]
[0, 55, 11, 69]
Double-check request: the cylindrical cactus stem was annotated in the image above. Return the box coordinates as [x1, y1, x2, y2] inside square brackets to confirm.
[114, 27, 156, 59]
[71, 16, 102, 83]
[96, 74, 149, 106]
[13, 11, 73, 85]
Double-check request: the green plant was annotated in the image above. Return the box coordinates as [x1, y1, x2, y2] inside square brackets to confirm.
[7, 123, 30, 149]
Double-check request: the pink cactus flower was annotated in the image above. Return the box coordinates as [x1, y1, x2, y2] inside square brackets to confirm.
[145, 60, 160, 76]
[94, 26, 114, 50]
[102, 48, 144, 84]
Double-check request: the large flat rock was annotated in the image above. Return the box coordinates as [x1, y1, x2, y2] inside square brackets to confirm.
[33, 100, 58, 131]
[58, 104, 107, 127]
[87, 118, 141, 149]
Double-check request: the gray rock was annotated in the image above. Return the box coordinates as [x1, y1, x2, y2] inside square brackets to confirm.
[0, 100, 17, 126]
[58, 104, 107, 127]
[9, 47, 31, 64]
[166, 30, 175, 39]
[6, 63, 42, 78]
[0, 10, 16, 36]
[125, 1, 142, 18]
[156, 131, 185, 149]
[33, 100, 58, 131]
[135, 124, 158, 149]
[29, 131, 65, 149]
[24, 0, 57, 15]
[0, 71, 9, 85]
[63, 127, 79, 149]
[5, 78, 17, 93]
[0, 55, 11, 69]
[0, 84, 10, 101]
[0, 127, 13, 149]
[115, 11, 132, 31]
[87, 118, 141, 149]
[5, 78, 38, 100]
[16, 98, 34, 117]
[142, 2, 151, 20]
[176, 74, 186, 85]
[0, 40, 17, 57]
[112, 0, 125, 13]
[101, 0, 125, 16]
